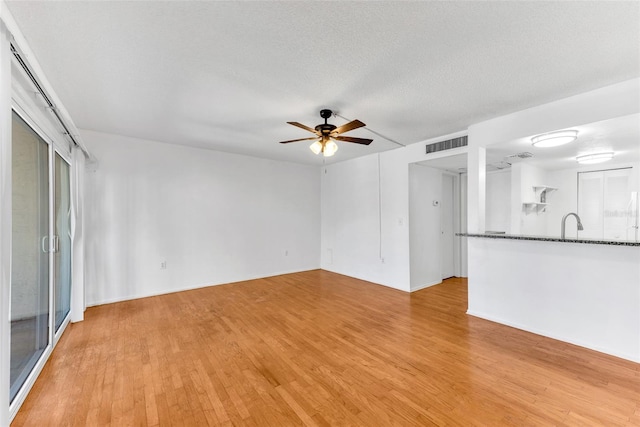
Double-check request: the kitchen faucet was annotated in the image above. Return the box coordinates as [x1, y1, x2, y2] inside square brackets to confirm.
[561, 212, 584, 239]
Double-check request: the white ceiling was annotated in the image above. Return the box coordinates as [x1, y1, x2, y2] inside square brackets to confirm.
[6, 1, 640, 165]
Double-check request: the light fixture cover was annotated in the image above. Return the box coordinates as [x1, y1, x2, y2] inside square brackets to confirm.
[323, 140, 338, 157]
[576, 152, 614, 164]
[531, 130, 578, 147]
[309, 140, 322, 155]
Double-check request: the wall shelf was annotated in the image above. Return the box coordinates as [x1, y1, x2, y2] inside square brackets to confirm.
[533, 186, 558, 203]
[523, 202, 549, 214]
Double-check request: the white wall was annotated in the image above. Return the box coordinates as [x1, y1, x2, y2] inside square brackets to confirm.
[82, 130, 320, 306]
[408, 164, 441, 290]
[485, 169, 510, 233]
[320, 150, 411, 291]
[378, 149, 412, 290]
[320, 154, 382, 283]
[511, 163, 548, 236]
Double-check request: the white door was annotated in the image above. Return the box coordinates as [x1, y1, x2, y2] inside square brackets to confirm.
[441, 174, 455, 279]
[578, 168, 632, 240]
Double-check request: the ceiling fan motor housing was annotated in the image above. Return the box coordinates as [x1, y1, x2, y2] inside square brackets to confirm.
[317, 109, 336, 134]
[315, 123, 337, 135]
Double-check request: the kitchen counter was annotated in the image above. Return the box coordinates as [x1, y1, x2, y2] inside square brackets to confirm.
[465, 235, 640, 362]
[458, 233, 640, 246]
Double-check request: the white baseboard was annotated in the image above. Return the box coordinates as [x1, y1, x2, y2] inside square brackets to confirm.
[466, 309, 640, 363]
[410, 279, 442, 292]
[87, 268, 320, 307]
[319, 267, 408, 292]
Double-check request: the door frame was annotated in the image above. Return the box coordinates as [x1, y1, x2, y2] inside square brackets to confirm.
[441, 170, 466, 279]
[440, 172, 455, 279]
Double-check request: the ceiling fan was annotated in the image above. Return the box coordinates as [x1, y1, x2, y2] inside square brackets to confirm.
[279, 109, 373, 157]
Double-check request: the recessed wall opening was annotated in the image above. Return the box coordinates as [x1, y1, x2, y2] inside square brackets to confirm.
[408, 153, 468, 292]
[484, 114, 640, 240]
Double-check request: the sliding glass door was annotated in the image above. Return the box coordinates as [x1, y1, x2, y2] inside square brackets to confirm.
[10, 112, 50, 402]
[54, 154, 71, 332]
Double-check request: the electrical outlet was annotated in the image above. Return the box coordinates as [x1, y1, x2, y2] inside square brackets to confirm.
[160, 261, 167, 269]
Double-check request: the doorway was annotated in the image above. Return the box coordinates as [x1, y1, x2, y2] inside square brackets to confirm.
[409, 154, 468, 291]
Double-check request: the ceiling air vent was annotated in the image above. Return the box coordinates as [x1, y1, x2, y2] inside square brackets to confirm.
[425, 136, 468, 154]
[487, 161, 512, 172]
[505, 152, 533, 160]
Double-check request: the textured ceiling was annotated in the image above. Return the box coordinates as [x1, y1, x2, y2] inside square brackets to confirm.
[6, 1, 640, 165]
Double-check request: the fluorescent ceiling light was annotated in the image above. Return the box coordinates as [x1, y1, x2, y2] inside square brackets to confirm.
[576, 152, 614, 164]
[531, 130, 578, 147]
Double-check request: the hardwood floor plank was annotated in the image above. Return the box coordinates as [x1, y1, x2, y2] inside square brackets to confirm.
[10, 271, 640, 426]
[275, 385, 318, 426]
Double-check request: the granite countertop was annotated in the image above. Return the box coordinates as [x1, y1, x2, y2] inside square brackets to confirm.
[457, 233, 640, 247]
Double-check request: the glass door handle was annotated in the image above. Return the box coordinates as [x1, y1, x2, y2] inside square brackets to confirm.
[41, 236, 59, 252]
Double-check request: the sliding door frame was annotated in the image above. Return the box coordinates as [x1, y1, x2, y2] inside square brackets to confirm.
[9, 96, 73, 422]
[53, 149, 72, 343]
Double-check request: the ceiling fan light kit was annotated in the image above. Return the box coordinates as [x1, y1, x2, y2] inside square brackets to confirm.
[309, 140, 323, 155]
[309, 135, 338, 157]
[323, 140, 338, 156]
[280, 109, 373, 157]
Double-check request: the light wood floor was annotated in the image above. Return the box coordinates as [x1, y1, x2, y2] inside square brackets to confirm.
[12, 270, 640, 426]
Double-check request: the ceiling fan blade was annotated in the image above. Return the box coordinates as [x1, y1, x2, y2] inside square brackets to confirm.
[287, 122, 319, 135]
[333, 119, 366, 135]
[279, 137, 319, 144]
[334, 135, 373, 145]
